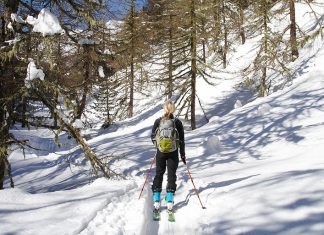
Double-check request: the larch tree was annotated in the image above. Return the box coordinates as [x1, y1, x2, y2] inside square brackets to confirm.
[242, 0, 290, 97]
[0, 0, 119, 189]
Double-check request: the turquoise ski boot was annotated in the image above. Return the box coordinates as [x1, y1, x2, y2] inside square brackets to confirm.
[165, 192, 175, 222]
[153, 192, 161, 221]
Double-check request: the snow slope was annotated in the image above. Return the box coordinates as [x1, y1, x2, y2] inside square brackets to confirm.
[2, 45, 324, 234]
[2, 2, 324, 235]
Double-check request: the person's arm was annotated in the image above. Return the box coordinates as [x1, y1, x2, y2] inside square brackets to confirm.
[175, 119, 185, 158]
[151, 118, 160, 144]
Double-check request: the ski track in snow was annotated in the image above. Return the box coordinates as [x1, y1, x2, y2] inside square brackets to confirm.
[79, 180, 144, 235]
[78, 173, 205, 235]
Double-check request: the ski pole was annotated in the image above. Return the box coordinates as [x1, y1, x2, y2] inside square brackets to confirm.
[138, 155, 156, 199]
[186, 164, 206, 209]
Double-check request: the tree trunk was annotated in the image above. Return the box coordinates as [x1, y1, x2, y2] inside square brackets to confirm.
[21, 93, 27, 128]
[222, 1, 228, 69]
[167, 14, 174, 99]
[128, 0, 135, 118]
[260, 4, 268, 97]
[0, 88, 11, 190]
[201, 7, 207, 64]
[53, 92, 58, 128]
[0, 157, 5, 189]
[32, 85, 111, 178]
[289, 0, 299, 61]
[129, 57, 134, 118]
[77, 45, 91, 119]
[1, 16, 5, 42]
[106, 79, 110, 123]
[54, 34, 61, 128]
[213, 0, 221, 45]
[239, 1, 246, 45]
[190, 0, 197, 130]
[0, 0, 20, 190]
[202, 40, 206, 63]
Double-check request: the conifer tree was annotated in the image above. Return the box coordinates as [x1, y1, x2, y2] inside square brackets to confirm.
[144, 0, 216, 129]
[0, 0, 117, 189]
[241, 0, 292, 96]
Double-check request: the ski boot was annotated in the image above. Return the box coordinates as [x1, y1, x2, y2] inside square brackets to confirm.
[165, 192, 175, 222]
[153, 192, 161, 221]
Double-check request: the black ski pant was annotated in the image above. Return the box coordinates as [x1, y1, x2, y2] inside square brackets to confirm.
[152, 150, 179, 193]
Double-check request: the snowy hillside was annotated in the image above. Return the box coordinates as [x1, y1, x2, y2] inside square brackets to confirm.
[2, 2, 324, 235]
[2, 45, 324, 234]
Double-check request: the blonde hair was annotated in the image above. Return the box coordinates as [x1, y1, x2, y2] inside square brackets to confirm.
[163, 99, 176, 118]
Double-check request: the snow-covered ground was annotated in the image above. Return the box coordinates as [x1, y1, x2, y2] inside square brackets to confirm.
[2, 2, 324, 235]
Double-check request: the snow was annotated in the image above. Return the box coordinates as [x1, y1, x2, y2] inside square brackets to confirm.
[73, 119, 84, 129]
[26, 9, 63, 36]
[0, 178, 138, 235]
[78, 38, 97, 45]
[2, 1, 324, 235]
[25, 59, 45, 87]
[11, 13, 25, 24]
[234, 100, 242, 109]
[98, 66, 105, 78]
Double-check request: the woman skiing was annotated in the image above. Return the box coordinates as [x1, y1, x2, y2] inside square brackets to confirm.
[151, 99, 186, 214]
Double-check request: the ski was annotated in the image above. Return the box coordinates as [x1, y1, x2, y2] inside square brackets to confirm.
[153, 208, 160, 221]
[167, 209, 175, 222]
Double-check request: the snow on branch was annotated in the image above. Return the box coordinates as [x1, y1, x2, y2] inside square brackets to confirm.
[25, 59, 45, 88]
[26, 9, 63, 36]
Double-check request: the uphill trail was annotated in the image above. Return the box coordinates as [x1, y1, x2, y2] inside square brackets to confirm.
[78, 171, 207, 235]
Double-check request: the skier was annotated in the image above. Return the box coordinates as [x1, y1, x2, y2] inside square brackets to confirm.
[151, 99, 186, 220]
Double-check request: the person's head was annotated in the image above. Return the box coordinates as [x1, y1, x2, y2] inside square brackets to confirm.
[163, 99, 176, 117]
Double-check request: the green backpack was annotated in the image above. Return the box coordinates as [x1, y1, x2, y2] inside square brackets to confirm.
[155, 118, 179, 153]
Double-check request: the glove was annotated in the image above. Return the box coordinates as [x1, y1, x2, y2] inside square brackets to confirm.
[181, 156, 186, 165]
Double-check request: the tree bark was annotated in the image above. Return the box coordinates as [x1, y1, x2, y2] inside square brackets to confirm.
[289, 0, 299, 61]
[128, 0, 135, 118]
[239, 1, 246, 45]
[190, 0, 197, 130]
[167, 14, 174, 99]
[76, 45, 91, 119]
[0, 0, 20, 190]
[213, 0, 221, 45]
[1, 16, 5, 42]
[260, 4, 268, 97]
[222, 1, 228, 69]
[0, 157, 5, 189]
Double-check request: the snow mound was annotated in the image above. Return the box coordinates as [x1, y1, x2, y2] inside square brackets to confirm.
[204, 135, 222, 154]
[257, 103, 272, 116]
[234, 100, 243, 109]
[209, 116, 220, 123]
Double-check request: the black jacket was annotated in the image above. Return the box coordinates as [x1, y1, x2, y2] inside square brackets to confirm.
[151, 114, 185, 157]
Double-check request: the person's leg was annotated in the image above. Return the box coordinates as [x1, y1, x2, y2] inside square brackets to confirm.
[152, 154, 167, 193]
[166, 153, 179, 194]
[152, 154, 166, 210]
[165, 154, 179, 211]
